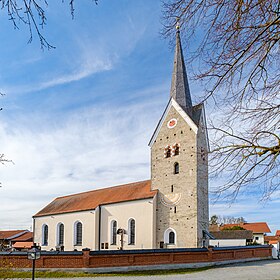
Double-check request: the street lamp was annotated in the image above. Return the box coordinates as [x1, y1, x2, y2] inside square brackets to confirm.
[27, 247, 41, 280]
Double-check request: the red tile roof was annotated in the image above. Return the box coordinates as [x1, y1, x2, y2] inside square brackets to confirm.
[276, 230, 280, 236]
[221, 222, 271, 233]
[264, 235, 280, 242]
[12, 242, 33, 249]
[11, 232, 33, 242]
[209, 225, 219, 232]
[0, 230, 27, 240]
[34, 180, 157, 217]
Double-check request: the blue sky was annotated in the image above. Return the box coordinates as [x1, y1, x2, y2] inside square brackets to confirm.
[0, 1, 279, 235]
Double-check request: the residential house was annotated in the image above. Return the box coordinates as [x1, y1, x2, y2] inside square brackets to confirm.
[209, 230, 253, 247]
[264, 231, 280, 259]
[220, 222, 271, 245]
[11, 231, 33, 251]
[0, 230, 30, 251]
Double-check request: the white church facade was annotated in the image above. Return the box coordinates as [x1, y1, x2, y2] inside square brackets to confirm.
[33, 29, 209, 251]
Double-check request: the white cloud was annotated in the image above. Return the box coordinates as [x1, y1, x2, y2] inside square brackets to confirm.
[1, 89, 279, 233]
[0, 90, 163, 230]
[1, 54, 113, 96]
[38, 58, 112, 90]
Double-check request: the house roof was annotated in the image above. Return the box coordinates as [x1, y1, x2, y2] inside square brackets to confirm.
[221, 222, 271, 233]
[12, 242, 33, 249]
[264, 235, 280, 242]
[276, 230, 280, 236]
[209, 224, 220, 232]
[210, 230, 253, 240]
[34, 180, 157, 217]
[0, 230, 28, 240]
[11, 231, 33, 242]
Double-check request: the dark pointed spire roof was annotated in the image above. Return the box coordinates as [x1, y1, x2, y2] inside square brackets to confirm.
[170, 28, 193, 117]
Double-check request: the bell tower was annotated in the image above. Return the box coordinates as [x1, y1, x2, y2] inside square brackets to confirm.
[149, 27, 209, 248]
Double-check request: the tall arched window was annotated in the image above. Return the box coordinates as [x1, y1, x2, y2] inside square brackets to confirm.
[174, 162, 179, 174]
[42, 224, 48, 246]
[57, 223, 64, 246]
[164, 228, 176, 245]
[74, 221, 82, 246]
[111, 220, 117, 245]
[128, 218, 135, 245]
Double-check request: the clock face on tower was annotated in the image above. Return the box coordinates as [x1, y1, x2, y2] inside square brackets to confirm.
[167, 118, 177, 128]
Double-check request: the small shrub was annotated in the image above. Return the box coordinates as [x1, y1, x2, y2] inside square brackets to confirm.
[222, 226, 245, 231]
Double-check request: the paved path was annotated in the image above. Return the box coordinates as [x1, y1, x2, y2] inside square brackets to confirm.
[17, 259, 280, 280]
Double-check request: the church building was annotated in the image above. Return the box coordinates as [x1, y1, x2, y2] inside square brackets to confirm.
[33, 28, 209, 251]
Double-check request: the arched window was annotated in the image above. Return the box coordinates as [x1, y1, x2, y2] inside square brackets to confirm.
[111, 220, 117, 245]
[174, 162, 179, 174]
[74, 221, 82, 246]
[164, 146, 171, 158]
[174, 144, 180, 156]
[128, 218, 135, 245]
[169, 231, 175, 244]
[42, 224, 48, 246]
[164, 228, 176, 245]
[57, 223, 64, 246]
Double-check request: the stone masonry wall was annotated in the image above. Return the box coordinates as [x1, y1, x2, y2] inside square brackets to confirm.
[196, 110, 209, 247]
[151, 106, 199, 248]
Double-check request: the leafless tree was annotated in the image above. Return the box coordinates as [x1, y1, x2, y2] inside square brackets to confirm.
[219, 215, 246, 225]
[0, 154, 10, 166]
[210, 215, 246, 225]
[162, 0, 280, 200]
[0, 153, 12, 188]
[0, 93, 12, 186]
[0, 0, 98, 49]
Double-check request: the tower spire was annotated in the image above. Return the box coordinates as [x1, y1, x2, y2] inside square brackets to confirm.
[170, 25, 193, 117]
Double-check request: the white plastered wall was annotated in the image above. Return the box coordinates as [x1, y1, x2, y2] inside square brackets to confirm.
[34, 210, 97, 251]
[100, 198, 155, 250]
[34, 197, 156, 251]
[209, 239, 247, 247]
[253, 233, 265, 244]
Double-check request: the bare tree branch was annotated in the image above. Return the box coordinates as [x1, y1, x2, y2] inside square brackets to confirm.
[0, 0, 98, 49]
[162, 0, 280, 200]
